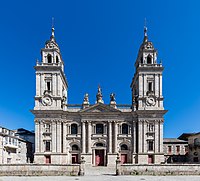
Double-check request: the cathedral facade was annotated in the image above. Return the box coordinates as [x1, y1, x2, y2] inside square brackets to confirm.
[32, 26, 167, 166]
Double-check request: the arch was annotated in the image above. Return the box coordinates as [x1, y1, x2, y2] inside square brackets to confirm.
[47, 54, 52, 63]
[96, 143, 104, 147]
[72, 144, 79, 151]
[122, 123, 129, 134]
[71, 123, 78, 134]
[147, 55, 152, 64]
[96, 123, 104, 134]
[121, 144, 128, 150]
[56, 56, 59, 63]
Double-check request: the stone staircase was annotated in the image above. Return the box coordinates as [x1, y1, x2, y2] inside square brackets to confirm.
[85, 166, 116, 176]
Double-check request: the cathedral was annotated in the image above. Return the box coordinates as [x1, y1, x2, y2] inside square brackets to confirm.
[31, 25, 167, 166]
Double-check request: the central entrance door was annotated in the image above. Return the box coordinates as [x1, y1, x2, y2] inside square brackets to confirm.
[95, 150, 104, 166]
[121, 154, 127, 164]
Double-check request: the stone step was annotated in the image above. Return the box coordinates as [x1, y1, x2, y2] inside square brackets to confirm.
[85, 166, 116, 176]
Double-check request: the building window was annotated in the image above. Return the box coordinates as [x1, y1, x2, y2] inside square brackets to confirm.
[147, 55, 152, 64]
[47, 82, 51, 91]
[56, 56, 59, 63]
[45, 155, 51, 164]
[47, 54, 52, 63]
[148, 124, 154, 132]
[71, 124, 78, 134]
[185, 146, 188, 153]
[45, 141, 51, 151]
[72, 145, 79, 151]
[122, 124, 128, 134]
[140, 56, 143, 64]
[45, 124, 51, 133]
[148, 141, 154, 151]
[121, 144, 128, 150]
[96, 124, 103, 134]
[148, 82, 153, 91]
[176, 146, 180, 154]
[168, 146, 172, 154]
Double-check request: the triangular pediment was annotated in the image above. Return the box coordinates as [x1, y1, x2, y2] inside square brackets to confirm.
[79, 103, 121, 113]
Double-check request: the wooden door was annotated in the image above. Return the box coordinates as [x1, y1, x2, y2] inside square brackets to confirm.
[95, 150, 104, 166]
[45, 155, 51, 164]
[72, 154, 78, 164]
[148, 155, 154, 164]
[121, 154, 127, 164]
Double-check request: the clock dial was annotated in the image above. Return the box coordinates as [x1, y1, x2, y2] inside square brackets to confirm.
[42, 96, 52, 106]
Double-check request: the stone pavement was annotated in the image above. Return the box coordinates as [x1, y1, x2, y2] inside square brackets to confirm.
[1, 176, 200, 181]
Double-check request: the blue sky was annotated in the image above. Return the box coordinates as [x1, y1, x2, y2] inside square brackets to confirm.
[0, 0, 199, 138]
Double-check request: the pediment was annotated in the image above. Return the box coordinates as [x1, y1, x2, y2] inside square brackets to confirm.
[79, 103, 121, 113]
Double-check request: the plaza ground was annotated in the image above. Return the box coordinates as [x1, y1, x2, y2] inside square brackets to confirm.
[1, 176, 200, 181]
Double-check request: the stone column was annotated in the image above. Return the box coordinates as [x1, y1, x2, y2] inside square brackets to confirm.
[63, 122, 67, 153]
[41, 73, 44, 95]
[87, 121, 92, 153]
[114, 121, 118, 153]
[57, 121, 62, 153]
[133, 121, 136, 153]
[39, 121, 43, 152]
[36, 73, 40, 96]
[154, 121, 158, 153]
[52, 73, 57, 96]
[160, 74, 163, 96]
[108, 121, 112, 153]
[159, 120, 164, 153]
[35, 120, 40, 153]
[138, 120, 143, 153]
[82, 121, 86, 153]
[51, 121, 56, 152]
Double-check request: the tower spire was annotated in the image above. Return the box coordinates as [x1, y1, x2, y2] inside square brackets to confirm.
[51, 17, 55, 41]
[143, 18, 148, 42]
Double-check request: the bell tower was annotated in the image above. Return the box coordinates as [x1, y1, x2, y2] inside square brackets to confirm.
[131, 25, 167, 164]
[131, 25, 164, 111]
[34, 27, 68, 110]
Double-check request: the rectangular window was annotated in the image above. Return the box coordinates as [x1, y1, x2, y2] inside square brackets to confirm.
[45, 141, 50, 151]
[148, 124, 154, 132]
[45, 124, 51, 133]
[168, 146, 172, 154]
[185, 146, 188, 153]
[176, 146, 180, 154]
[148, 141, 154, 151]
[47, 82, 51, 91]
[148, 82, 153, 91]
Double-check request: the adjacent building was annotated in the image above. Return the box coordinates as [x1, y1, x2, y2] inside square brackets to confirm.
[32, 26, 167, 166]
[163, 138, 188, 163]
[0, 126, 27, 164]
[14, 128, 35, 163]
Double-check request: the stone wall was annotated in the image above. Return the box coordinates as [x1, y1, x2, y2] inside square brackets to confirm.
[0, 164, 81, 176]
[117, 164, 200, 175]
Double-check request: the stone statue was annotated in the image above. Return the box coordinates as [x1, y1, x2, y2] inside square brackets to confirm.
[96, 85, 104, 104]
[110, 93, 116, 102]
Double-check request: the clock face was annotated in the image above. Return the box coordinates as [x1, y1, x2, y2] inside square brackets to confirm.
[146, 96, 156, 106]
[42, 96, 52, 106]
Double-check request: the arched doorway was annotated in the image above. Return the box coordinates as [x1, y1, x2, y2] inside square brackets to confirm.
[120, 144, 129, 164]
[93, 142, 106, 166]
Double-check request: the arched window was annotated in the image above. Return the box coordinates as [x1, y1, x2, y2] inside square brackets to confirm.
[194, 138, 200, 146]
[71, 124, 78, 134]
[47, 54, 52, 63]
[122, 124, 128, 134]
[121, 144, 128, 150]
[147, 55, 152, 64]
[56, 56, 59, 63]
[96, 124, 103, 134]
[72, 145, 79, 151]
[96, 143, 104, 147]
